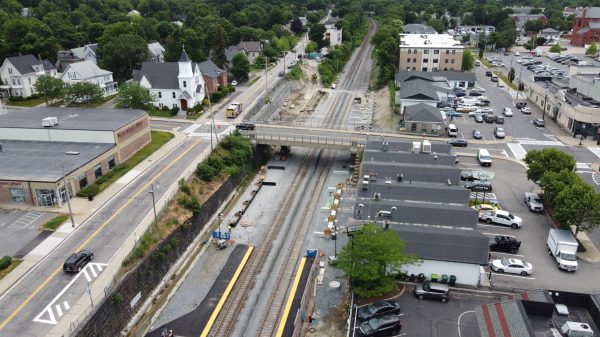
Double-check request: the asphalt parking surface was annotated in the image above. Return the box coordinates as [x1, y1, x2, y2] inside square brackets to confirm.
[0, 208, 53, 257]
[351, 286, 497, 337]
[457, 157, 600, 293]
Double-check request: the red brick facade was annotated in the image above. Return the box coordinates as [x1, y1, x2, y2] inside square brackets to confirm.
[571, 8, 600, 46]
[202, 73, 228, 94]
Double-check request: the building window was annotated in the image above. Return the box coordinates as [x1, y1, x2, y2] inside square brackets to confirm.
[158, 92, 162, 98]
[94, 164, 102, 179]
[432, 67, 438, 71]
[434, 50, 439, 54]
[423, 59, 429, 63]
[407, 58, 411, 63]
[444, 68, 448, 71]
[8, 68, 12, 74]
[158, 103, 163, 108]
[79, 172, 88, 189]
[445, 50, 449, 55]
[445, 59, 448, 63]
[433, 59, 438, 63]
[451, 59, 455, 64]
[422, 67, 427, 71]
[408, 50, 411, 54]
[413, 49, 417, 54]
[413, 58, 416, 62]
[10, 188, 26, 204]
[108, 154, 116, 170]
[452, 50, 456, 55]
[173, 103, 178, 108]
[172, 92, 176, 98]
[413, 67, 416, 70]
[183, 81, 187, 87]
[407, 67, 411, 70]
[424, 50, 429, 54]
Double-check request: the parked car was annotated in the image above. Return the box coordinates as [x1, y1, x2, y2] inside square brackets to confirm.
[490, 258, 533, 276]
[472, 129, 483, 139]
[445, 111, 462, 117]
[63, 250, 94, 273]
[448, 138, 468, 147]
[515, 51, 520, 56]
[469, 91, 483, 96]
[472, 203, 498, 213]
[231, 80, 238, 86]
[414, 281, 450, 302]
[494, 127, 506, 138]
[533, 118, 545, 127]
[497, 82, 505, 88]
[479, 107, 494, 114]
[455, 91, 466, 97]
[358, 300, 401, 322]
[474, 115, 484, 123]
[476, 99, 491, 106]
[479, 210, 522, 229]
[515, 102, 527, 109]
[495, 116, 505, 124]
[503, 108, 513, 116]
[464, 181, 493, 192]
[357, 315, 402, 337]
[520, 107, 532, 114]
[524, 192, 544, 212]
[489, 235, 521, 254]
[485, 70, 493, 77]
[484, 115, 495, 123]
[491, 76, 499, 82]
[461, 171, 479, 181]
[472, 87, 486, 93]
[236, 123, 256, 130]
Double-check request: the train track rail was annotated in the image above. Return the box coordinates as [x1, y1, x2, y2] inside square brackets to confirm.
[208, 17, 378, 337]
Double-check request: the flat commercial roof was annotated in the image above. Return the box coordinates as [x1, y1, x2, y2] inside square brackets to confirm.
[0, 107, 146, 131]
[0, 140, 114, 182]
[357, 181, 470, 204]
[362, 161, 462, 185]
[366, 137, 452, 154]
[399, 33, 463, 48]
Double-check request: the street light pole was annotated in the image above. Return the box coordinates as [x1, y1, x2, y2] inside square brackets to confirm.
[61, 165, 75, 228]
[542, 82, 549, 121]
[149, 183, 158, 226]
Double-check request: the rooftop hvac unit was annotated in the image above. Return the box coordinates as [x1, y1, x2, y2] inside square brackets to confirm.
[42, 117, 58, 127]
[561, 322, 594, 337]
[421, 140, 431, 154]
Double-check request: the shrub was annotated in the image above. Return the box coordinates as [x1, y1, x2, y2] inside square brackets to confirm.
[177, 195, 203, 214]
[196, 162, 216, 181]
[0, 256, 12, 270]
[77, 184, 101, 197]
[211, 91, 223, 103]
[178, 179, 191, 194]
[170, 107, 179, 116]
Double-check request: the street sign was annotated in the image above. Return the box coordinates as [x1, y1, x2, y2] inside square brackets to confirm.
[472, 170, 496, 181]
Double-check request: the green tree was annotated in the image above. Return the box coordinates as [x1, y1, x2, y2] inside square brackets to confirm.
[479, 49, 484, 59]
[523, 19, 544, 34]
[98, 34, 149, 82]
[64, 82, 104, 105]
[308, 23, 326, 49]
[462, 49, 475, 71]
[230, 53, 250, 81]
[536, 36, 547, 46]
[427, 18, 445, 33]
[554, 180, 600, 236]
[508, 67, 515, 83]
[254, 54, 266, 68]
[524, 148, 576, 182]
[336, 224, 421, 297]
[34, 75, 64, 106]
[550, 43, 562, 53]
[116, 82, 154, 109]
[539, 169, 580, 208]
[212, 25, 228, 69]
[304, 41, 318, 53]
[290, 18, 303, 35]
[586, 42, 598, 56]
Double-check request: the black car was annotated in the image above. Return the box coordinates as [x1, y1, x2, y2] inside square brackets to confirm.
[358, 315, 402, 337]
[464, 181, 492, 192]
[461, 171, 480, 181]
[495, 116, 505, 124]
[448, 138, 468, 147]
[454, 91, 466, 97]
[357, 300, 401, 321]
[515, 102, 527, 109]
[437, 102, 451, 108]
[469, 91, 482, 96]
[489, 235, 521, 254]
[485, 70, 493, 77]
[484, 115, 495, 123]
[63, 250, 93, 273]
[235, 123, 256, 130]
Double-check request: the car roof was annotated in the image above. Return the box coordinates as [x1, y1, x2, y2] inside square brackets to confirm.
[507, 258, 524, 265]
[427, 282, 449, 290]
[372, 300, 396, 308]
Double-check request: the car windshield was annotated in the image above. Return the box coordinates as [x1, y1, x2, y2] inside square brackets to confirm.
[368, 318, 383, 329]
[533, 197, 542, 203]
[481, 155, 491, 160]
[365, 303, 378, 314]
[560, 253, 577, 261]
[507, 213, 514, 219]
[422, 282, 431, 291]
[500, 258, 509, 266]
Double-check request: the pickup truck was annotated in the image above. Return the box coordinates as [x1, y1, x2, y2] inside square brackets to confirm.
[524, 192, 544, 212]
[489, 235, 521, 254]
[480, 210, 522, 229]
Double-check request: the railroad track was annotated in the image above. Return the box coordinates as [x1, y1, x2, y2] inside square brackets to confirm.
[208, 17, 378, 337]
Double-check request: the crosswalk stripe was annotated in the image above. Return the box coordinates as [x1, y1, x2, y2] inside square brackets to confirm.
[588, 147, 600, 159]
[576, 163, 592, 169]
[517, 140, 564, 146]
[507, 143, 527, 160]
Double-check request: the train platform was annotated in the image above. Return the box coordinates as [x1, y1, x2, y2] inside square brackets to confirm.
[280, 256, 315, 337]
[145, 244, 252, 337]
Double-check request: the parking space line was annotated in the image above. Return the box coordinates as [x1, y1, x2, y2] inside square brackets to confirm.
[477, 223, 516, 229]
[482, 232, 515, 237]
[491, 273, 534, 280]
[491, 252, 524, 257]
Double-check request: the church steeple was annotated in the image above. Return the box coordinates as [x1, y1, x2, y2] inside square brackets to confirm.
[178, 46, 191, 62]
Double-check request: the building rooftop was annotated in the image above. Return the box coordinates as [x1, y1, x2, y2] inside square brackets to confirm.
[364, 149, 457, 166]
[366, 137, 452, 154]
[399, 33, 463, 48]
[0, 107, 146, 131]
[404, 103, 444, 123]
[356, 180, 470, 204]
[362, 161, 461, 185]
[0, 140, 114, 182]
[403, 24, 438, 34]
[63, 60, 111, 79]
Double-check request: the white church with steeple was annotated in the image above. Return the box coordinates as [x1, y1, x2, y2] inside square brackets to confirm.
[133, 48, 206, 111]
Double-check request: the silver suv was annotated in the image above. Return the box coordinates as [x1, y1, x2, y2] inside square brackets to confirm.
[414, 281, 449, 303]
[524, 192, 544, 212]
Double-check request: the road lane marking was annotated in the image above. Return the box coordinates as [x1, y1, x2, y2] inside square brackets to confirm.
[588, 147, 600, 159]
[507, 143, 527, 160]
[0, 139, 203, 331]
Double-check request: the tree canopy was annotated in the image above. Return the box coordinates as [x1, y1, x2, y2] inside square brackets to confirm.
[524, 148, 576, 182]
[554, 180, 600, 236]
[337, 224, 421, 297]
[116, 82, 154, 109]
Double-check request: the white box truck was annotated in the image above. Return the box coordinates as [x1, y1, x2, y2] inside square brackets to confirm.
[547, 229, 578, 271]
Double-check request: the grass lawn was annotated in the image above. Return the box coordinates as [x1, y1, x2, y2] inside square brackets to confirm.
[247, 76, 261, 87]
[148, 109, 177, 118]
[493, 71, 519, 90]
[42, 214, 70, 230]
[68, 94, 118, 108]
[0, 259, 22, 281]
[77, 131, 174, 197]
[7, 96, 46, 107]
[186, 112, 204, 120]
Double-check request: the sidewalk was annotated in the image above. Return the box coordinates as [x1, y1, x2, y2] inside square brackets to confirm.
[0, 131, 188, 296]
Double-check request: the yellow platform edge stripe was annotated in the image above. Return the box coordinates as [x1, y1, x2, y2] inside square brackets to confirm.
[275, 256, 307, 337]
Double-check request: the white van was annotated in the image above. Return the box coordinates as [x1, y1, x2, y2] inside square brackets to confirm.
[477, 149, 492, 167]
[459, 98, 478, 105]
[448, 123, 459, 137]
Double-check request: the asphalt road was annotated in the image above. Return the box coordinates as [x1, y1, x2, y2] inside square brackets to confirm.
[0, 138, 209, 337]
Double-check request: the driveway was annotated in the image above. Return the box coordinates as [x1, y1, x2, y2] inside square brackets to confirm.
[0, 208, 54, 257]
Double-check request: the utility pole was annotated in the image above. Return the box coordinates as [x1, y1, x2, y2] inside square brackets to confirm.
[515, 64, 523, 102]
[264, 55, 268, 97]
[61, 165, 75, 228]
[149, 183, 159, 226]
[206, 93, 218, 150]
[542, 82, 549, 121]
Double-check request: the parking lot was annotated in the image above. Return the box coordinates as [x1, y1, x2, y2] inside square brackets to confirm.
[457, 156, 600, 293]
[0, 208, 54, 257]
[350, 286, 497, 337]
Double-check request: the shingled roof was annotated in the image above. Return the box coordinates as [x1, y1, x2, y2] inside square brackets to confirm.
[6, 54, 56, 74]
[398, 80, 440, 100]
[404, 103, 444, 123]
[198, 60, 225, 78]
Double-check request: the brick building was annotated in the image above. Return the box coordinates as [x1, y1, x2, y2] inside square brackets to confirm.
[0, 107, 151, 207]
[571, 7, 600, 46]
[399, 34, 464, 72]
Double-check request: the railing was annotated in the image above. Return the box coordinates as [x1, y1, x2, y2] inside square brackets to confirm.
[244, 131, 363, 149]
